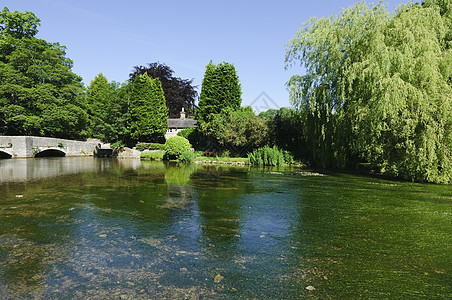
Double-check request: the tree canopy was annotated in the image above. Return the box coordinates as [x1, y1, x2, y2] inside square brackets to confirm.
[0, 7, 88, 139]
[130, 62, 197, 118]
[196, 61, 242, 126]
[129, 74, 168, 142]
[0, 7, 39, 38]
[86, 73, 129, 143]
[204, 106, 267, 155]
[285, 0, 451, 183]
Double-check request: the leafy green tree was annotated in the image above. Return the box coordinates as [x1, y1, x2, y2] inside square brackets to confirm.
[129, 74, 168, 142]
[196, 60, 242, 125]
[204, 106, 267, 155]
[285, 1, 452, 183]
[262, 108, 305, 159]
[0, 7, 39, 38]
[86, 73, 129, 143]
[130, 62, 197, 118]
[0, 7, 88, 139]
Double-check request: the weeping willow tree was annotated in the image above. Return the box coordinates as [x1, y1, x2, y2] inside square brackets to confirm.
[285, 0, 451, 183]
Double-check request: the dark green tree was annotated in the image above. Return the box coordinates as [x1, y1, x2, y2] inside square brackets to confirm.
[129, 74, 168, 142]
[204, 106, 267, 155]
[0, 7, 88, 139]
[86, 73, 129, 143]
[196, 60, 242, 125]
[262, 108, 305, 159]
[130, 62, 197, 118]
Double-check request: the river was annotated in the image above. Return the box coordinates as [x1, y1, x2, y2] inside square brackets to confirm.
[0, 157, 450, 299]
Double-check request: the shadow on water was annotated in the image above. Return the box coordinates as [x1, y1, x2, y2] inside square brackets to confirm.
[0, 158, 450, 298]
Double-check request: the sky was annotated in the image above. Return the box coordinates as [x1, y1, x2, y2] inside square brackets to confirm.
[2, 0, 404, 112]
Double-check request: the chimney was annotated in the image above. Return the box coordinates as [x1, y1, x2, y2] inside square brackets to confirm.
[180, 107, 186, 120]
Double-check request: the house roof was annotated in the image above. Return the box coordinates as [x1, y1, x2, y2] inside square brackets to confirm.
[167, 118, 197, 128]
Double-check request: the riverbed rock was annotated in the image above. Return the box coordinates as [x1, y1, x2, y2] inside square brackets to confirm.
[214, 274, 224, 283]
[305, 285, 316, 291]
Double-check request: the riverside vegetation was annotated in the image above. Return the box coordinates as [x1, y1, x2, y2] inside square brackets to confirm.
[1, 1, 451, 183]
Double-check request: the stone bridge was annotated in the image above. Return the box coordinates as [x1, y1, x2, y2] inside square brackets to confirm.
[0, 136, 102, 158]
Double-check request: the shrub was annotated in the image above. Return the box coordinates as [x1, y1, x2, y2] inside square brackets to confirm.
[177, 127, 206, 150]
[248, 146, 287, 166]
[111, 141, 125, 149]
[282, 150, 295, 165]
[136, 142, 165, 151]
[178, 150, 198, 163]
[177, 127, 195, 139]
[165, 136, 192, 160]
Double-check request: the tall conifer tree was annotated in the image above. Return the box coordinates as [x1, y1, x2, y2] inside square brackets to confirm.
[196, 61, 242, 125]
[129, 74, 168, 142]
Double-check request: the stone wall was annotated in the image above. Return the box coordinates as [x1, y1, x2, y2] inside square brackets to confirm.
[0, 136, 101, 158]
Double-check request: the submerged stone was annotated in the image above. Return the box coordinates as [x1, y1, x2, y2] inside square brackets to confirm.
[214, 274, 224, 283]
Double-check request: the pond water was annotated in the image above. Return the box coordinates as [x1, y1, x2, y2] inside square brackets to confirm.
[0, 157, 450, 299]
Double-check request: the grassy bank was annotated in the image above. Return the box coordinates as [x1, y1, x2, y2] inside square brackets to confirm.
[140, 150, 165, 160]
[194, 156, 248, 164]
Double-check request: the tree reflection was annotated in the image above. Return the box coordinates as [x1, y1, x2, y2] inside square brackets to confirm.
[193, 166, 251, 245]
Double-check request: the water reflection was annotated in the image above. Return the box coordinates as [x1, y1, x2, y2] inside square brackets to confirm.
[0, 158, 450, 298]
[0, 157, 142, 183]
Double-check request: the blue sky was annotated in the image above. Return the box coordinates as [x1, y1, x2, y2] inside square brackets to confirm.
[3, 0, 404, 111]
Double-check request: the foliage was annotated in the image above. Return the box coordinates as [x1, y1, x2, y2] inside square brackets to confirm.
[178, 150, 198, 163]
[248, 146, 287, 166]
[129, 74, 168, 142]
[164, 136, 192, 159]
[110, 140, 125, 149]
[196, 156, 249, 163]
[196, 60, 242, 125]
[0, 7, 39, 38]
[140, 150, 165, 160]
[177, 127, 209, 151]
[177, 127, 195, 139]
[282, 150, 296, 165]
[86, 73, 129, 143]
[261, 107, 305, 159]
[285, 1, 452, 183]
[135, 142, 165, 151]
[130, 62, 197, 118]
[0, 7, 88, 139]
[203, 106, 267, 155]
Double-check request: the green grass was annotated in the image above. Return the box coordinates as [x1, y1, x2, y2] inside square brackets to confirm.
[195, 156, 248, 163]
[140, 150, 165, 160]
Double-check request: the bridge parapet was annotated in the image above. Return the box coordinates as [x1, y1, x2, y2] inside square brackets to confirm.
[0, 136, 101, 158]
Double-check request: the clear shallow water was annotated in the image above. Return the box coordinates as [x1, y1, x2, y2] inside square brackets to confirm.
[0, 157, 450, 299]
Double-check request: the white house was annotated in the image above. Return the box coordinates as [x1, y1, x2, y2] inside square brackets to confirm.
[165, 108, 197, 139]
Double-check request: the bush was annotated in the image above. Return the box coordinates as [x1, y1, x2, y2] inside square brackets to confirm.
[136, 142, 165, 151]
[111, 141, 125, 149]
[178, 150, 198, 163]
[248, 146, 288, 166]
[165, 136, 192, 160]
[177, 127, 207, 150]
[177, 127, 195, 139]
[282, 150, 295, 165]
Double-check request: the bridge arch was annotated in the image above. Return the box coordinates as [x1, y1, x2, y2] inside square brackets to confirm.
[0, 150, 12, 159]
[34, 148, 66, 157]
